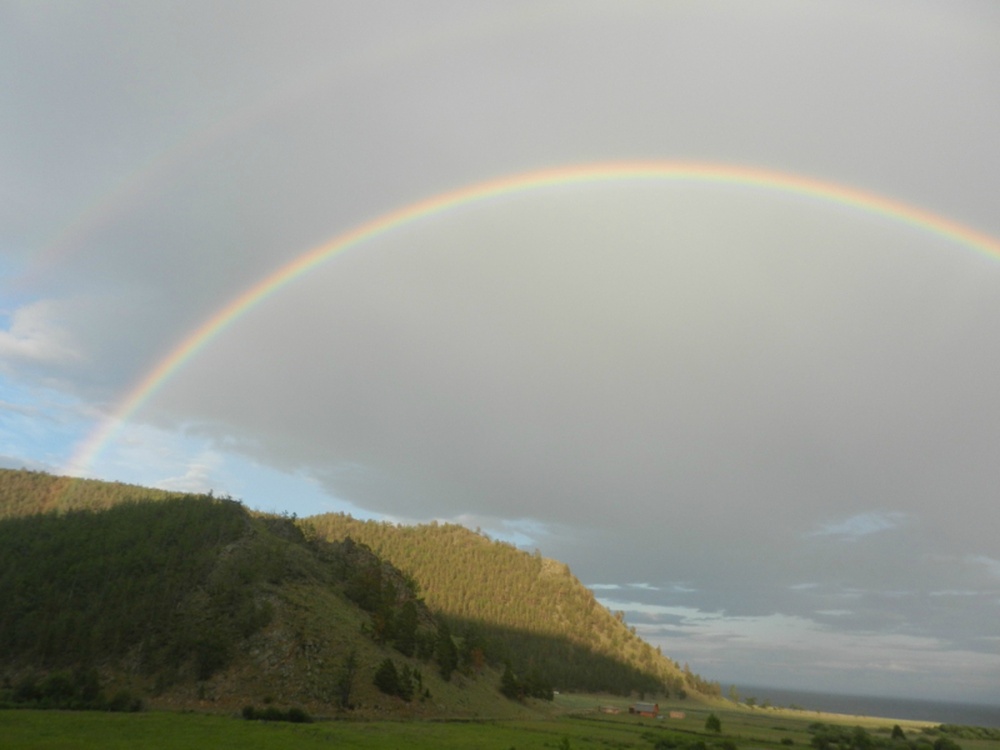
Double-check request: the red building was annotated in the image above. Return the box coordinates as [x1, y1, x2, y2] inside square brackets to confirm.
[630, 702, 659, 717]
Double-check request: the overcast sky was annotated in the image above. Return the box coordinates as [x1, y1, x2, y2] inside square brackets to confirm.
[2, 1, 999, 704]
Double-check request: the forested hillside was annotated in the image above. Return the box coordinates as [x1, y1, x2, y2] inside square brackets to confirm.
[0, 496, 263, 677]
[306, 514, 721, 698]
[0, 469, 719, 709]
[0, 474, 519, 716]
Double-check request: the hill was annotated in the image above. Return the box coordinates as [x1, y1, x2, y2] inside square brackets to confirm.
[0, 473, 518, 716]
[0, 468, 718, 715]
[306, 513, 720, 698]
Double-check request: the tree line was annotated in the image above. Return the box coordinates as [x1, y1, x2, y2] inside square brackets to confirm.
[808, 723, 963, 750]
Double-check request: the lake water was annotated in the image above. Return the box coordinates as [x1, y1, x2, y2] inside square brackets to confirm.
[732, 685, 1000, 728]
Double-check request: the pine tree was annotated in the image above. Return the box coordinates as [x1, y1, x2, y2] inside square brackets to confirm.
[394, 600, 418, 657]
[335, 649, 357, 709]
[373, 658, 400, 697]
[435, 622, 458, 681]
[500, 663, 522, 700]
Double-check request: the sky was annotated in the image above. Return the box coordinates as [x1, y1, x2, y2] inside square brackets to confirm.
[2, 1, 999, 704]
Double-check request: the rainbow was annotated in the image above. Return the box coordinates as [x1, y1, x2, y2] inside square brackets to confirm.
[63, 160, 1000, 476]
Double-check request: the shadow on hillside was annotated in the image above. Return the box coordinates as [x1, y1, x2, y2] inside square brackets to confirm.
[444, 615, 681, 697]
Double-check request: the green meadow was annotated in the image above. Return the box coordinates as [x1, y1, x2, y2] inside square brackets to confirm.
[4, 697, 997, 750]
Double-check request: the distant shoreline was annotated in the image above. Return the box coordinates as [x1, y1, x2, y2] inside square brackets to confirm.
[730, 685, 999, 728]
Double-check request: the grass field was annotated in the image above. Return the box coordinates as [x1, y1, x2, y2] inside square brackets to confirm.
[3, 699, 997, 750]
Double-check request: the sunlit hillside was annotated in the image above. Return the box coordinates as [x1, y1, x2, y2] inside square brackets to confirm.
[307, 513, 720, 698]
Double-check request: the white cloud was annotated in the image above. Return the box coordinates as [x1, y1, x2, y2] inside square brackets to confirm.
[623, 601, 1000, 700]
[0, 376, 99, 468]
[482, 517, 554, 548]
[669, 583, 698, 594]
[597, 598, 722, 623]
[0, 299, 81, 367]
[0, 399, 40, 417]
[928, 590, 980, 597]
[807, 511, 909, 541]
[154, 451, 223, 494]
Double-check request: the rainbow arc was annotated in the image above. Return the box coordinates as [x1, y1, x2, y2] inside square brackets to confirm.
[63, 161, 1000, 476]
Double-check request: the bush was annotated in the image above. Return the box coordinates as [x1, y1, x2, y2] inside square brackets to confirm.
[374, 658, 404, 699]
[4, 670, 141, 712]
[106, 689, 143, 712]
[285, 707, 311, 723]
[653, 738, 680, 750]
[499, 663, 553, 702]
[934, 726, 1000, 742]
[241, 705, 312, 723]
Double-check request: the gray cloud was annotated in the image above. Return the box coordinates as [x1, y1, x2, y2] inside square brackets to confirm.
[2, 0, 999, 703]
